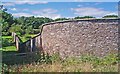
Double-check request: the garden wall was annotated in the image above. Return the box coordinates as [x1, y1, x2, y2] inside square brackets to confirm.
[41, 19, 119, 58]
[13, 19, 119, 58]
[19, 34, 42, 52]
[12, 33, 42, 53]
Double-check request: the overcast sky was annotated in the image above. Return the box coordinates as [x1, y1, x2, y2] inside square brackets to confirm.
[1, 1, 119, 19]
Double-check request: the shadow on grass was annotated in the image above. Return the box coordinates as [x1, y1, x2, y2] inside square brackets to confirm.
[2, 51, 47, 65]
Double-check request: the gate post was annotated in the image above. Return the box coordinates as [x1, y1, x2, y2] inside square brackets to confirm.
[30, 38, 33, 52]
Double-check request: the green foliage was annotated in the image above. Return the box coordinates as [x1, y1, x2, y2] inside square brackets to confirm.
[2, 53, 118, 72]
[33, 29, 40, 34]
[25, 26, 33, 34]
[54, 18, 69, 21]
[9, 24, 23, 34]
[2, 10, 118, 36]
[50, 53, 61, 63]
[74, 16, 95, 19]
[2, 46, 17, 51]
[36, 53, 52, 64]
[1, 7, 119, 36]
[2, 36, 12, 39]
[16, 16, 53, 30]
[2, 38, 13, 47]
[101, 54, 118, 65]
[102, 15, 118, 18]
[1, 5, 119, 72]
[2, 11, 54, 35]
[2, 32, 10, 36]
[24, 35, 31, 39]
[2, 11, 14, 35]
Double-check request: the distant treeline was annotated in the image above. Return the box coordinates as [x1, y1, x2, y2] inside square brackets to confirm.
[1, 9, 118, 36]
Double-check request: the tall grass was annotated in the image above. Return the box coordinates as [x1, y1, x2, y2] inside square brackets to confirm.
[2, 52, 119, 72]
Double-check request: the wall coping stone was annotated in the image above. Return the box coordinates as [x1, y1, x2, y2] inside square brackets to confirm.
[41, 18, 119, 26]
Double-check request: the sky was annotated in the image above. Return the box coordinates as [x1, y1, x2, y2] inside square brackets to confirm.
[1, 0, 120, 2]
[1, 1, 119, 19]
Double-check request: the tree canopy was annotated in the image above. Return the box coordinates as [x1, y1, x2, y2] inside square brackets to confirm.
[74, 16, 95, 19]
[54, 18, 69, 21]
[2, 11, 54, 35]
[102, 15, 118, 18]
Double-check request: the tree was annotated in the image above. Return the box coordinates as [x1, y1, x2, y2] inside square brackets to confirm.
[25, 26, 33, 34]
[102, 15, 118, 18]
[74, 16, 95, 19]
[2, 10, 15, 35]
[54, 18, 69, 21]
[9, 24, 23, 35]
[0, 5, 7, 11]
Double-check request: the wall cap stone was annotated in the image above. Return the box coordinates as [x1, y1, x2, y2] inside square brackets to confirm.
[41, 18, 119, 27]
[39, 18, 119, 35]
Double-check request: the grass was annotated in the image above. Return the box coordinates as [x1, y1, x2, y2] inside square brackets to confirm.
[2, 36, 12, 39]
[20, 34, 37, 42]
[1, 33, 37, 41]
[1, 34, 37, 51]
[1, 35, 16, 51]
[2, 52, 119, 72]
[1, 46, 17, 51]
[27, 34, 37, 37]
[1, 35, 119, 72]
[20, 37, 29, 42]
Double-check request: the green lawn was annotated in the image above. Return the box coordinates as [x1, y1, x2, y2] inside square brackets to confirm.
[20, 37, 29, 42]
[2, 36, 15, 51]
[28, 34, 37, 37]
[1, 46, 17, 51]
[2, 36, 12, 39]
[20, 34, 37, 42]
[1, 34, 37, 51]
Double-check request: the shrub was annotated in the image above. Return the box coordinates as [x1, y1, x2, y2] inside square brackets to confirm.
[33, 29, 40, 34]
[50, 53, 61, 63]
[23, 34, 32, 40]
[16, 32, 22, 36]
[25, 36, 31, 39]
[2, 32, 10, 36]
[2, 38, 13, 47]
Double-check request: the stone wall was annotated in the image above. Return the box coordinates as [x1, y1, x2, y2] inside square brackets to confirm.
[12, 33, 42, 53]
[41, 19, 119, 58]
[19, 34, 42, 53]
[12, 32, 22, 51]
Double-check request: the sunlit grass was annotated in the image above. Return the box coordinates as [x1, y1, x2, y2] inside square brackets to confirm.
[20, 34, 37, 42]
[20, 37, 28, 42]
[27, 34, 37, 37]
[1, 46, 17, 51]
[2, 34, 37, 51]
[2, 36, 12, 39]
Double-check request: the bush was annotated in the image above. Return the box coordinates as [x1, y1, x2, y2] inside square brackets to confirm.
[16, 32, 22, 36]
[2, 38, 13, 47]
[25, 36, 31, 39]
[24, 34, 31, 39]
[33, 29, 40, 34]
[50, 53, 61, 63]
[2, 32, 10, 36]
